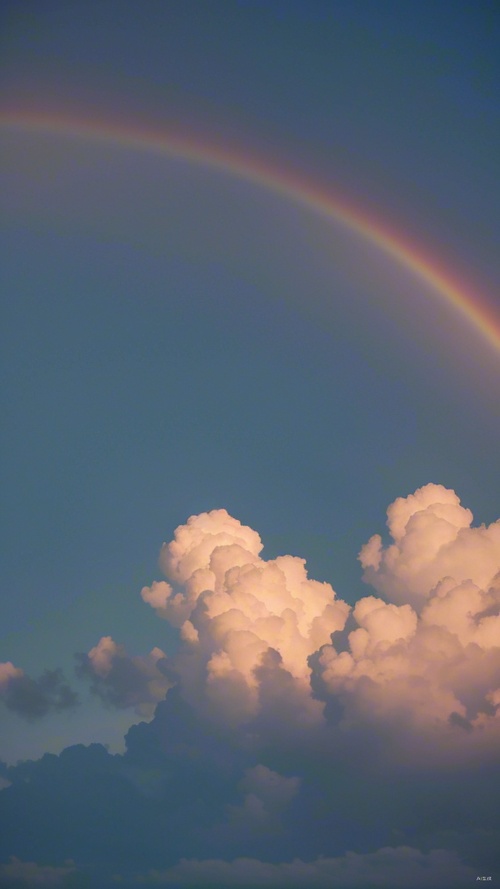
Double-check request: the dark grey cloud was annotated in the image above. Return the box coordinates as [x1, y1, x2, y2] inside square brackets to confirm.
[75, 637, 171, 716]
[0, 668, 78, 720]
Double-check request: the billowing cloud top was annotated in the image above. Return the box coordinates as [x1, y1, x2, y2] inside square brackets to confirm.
[62, 486, 500, 763]
[137, 488, 500, 759]
[360, 483, 500, 609]
[318, 484, 500, 759]
[141, 508, 350, 723]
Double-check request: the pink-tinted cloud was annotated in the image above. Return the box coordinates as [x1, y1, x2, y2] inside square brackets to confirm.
[0, 662, 23, 691]
[141, 508, 349, 723]
[134, 489, 500, 760]
[318, 485, 500, 761]
[359, 483, 500, 610]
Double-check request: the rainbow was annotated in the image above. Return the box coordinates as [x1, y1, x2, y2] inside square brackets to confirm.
[1, 109, 499, 356]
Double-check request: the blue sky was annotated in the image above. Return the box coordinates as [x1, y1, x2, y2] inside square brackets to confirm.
[0, 2, 499, 887]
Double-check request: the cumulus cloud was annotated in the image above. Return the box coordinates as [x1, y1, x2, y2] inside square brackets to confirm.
[317, 484, 500, 760]
[135, 491, 500, 759]
[141, 508, 349, 724]
[75, 636, 172, 716]
[131, 846, 474, 887]
[359, 483, 500, 610]
[0, 663, 78, 719]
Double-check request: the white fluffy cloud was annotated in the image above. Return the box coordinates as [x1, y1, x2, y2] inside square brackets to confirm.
[319, 484, 500, 758]
[57, 483, 498, 762]
[141, 508, 349, 723]
[137, 489, 500, 755]
[359, 483, 500, 609]
[134, 488, 500, 755]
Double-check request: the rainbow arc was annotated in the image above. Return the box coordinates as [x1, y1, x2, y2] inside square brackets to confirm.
[1, 110, 499, 356]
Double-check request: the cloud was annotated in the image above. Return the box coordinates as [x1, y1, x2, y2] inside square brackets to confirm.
[75, 636, 172, 716]
[0, 857, 83, 888]
[1, 485, 498, 885]
[0, 663, 78, 719]
[130, 846, 475, 887]
[317, 485, 500, 761]
[135, 493, 500, 760]
[222, 765, 300, 841]
[0, 662, 23, 690]
[141, 508, 349, 724]
[359, 483, 500, 610]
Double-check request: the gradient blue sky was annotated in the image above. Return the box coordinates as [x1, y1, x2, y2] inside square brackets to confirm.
[0, 2, 499, 888]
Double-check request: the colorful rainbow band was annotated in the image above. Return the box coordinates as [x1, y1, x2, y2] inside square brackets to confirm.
[1, 110, 499, 356]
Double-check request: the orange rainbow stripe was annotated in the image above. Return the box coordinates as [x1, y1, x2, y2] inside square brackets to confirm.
[1, 110, 499, 356]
